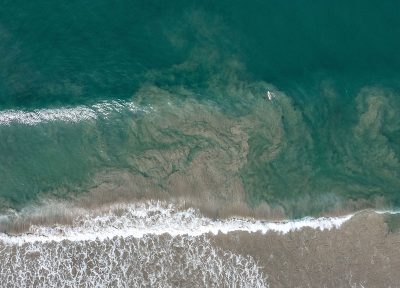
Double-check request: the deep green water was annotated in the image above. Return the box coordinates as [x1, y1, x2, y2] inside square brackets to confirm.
[1, 0, 400, 216]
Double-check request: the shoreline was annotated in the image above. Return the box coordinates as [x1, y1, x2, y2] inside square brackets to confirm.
[2, 200, 399, 287]
[0, 200, 393, 244]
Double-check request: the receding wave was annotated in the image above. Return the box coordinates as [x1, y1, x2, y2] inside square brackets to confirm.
[0, 100, 152, 125]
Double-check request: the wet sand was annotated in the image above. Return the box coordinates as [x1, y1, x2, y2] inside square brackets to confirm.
[212, 210, 400, 287]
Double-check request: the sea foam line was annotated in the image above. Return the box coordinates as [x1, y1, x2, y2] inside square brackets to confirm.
[0, 100, 152, 125]
[375, 210, 400, 215]
[0, 202, 354, 245]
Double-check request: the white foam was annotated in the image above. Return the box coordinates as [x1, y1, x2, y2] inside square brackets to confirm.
[0, 234, 268, 287]
[0, 100, 152, 126]
[375, 210, 400, 215]
[0, 202, 354, 245]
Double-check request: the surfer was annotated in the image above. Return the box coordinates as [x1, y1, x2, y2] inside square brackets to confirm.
[265, 91, 274, 101]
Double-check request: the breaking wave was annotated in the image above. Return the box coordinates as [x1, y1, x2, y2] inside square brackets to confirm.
[0, 100, 152, 125]
[1, 202, 353, 245]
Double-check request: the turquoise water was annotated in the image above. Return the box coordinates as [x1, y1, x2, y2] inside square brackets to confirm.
[1, 0, 400, 216]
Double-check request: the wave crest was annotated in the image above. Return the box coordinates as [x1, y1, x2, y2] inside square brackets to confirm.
[0, 100, 152, 125]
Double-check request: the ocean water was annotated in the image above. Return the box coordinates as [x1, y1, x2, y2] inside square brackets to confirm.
[1, 1, 400, 286]
[1, 1, 399, 216]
